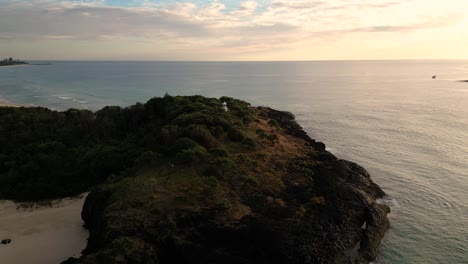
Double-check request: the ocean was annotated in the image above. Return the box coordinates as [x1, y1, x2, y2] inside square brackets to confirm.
[1, 60, 467, 263]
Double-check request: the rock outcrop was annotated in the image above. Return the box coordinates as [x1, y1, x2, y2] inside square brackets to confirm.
[66, 104, 390, 264]
[1, 239, 12, 245]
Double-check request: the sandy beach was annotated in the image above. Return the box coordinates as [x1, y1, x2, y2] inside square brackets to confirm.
[0, 194, 89, 264]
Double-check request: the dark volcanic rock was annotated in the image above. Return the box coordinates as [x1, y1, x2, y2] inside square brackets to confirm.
[358, 204, 391, 262]
[80, 187, 112, 254]
[1, 239, 12, 244]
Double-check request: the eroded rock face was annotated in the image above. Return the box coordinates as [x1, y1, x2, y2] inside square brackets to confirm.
[80, 188, 111, 255]
[359, 204, 391, 262]
[286, 158, 390, 264]
[67, 109, 389, 264]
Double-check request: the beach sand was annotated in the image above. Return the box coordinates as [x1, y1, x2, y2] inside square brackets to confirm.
[0, 194, 89, 264]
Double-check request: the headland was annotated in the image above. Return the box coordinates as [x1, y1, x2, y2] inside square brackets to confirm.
[0, 96, 389, 263]
[0, 58, 28, 67]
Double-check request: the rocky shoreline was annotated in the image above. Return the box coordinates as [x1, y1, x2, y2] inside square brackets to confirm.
[69, 107, 390, 264]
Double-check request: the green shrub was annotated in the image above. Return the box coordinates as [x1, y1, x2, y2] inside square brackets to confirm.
[242, 116, 253, 124]
[158, 125, 181, 145]
[235, 109, 250, 119]
[215, 199, 232, 212]
[258, 111, 268, 118]
[183, 102, 208, 112]
[256, 128, 267, 139]
[227, 128, 244, 142]
[213, 157, 238, 177]
[185, 125, 218, 148]
[204, 176, 219, 189]
[171, 138, 199, 153]
[268, 119, 279, 127]
[173, 112, 214, 126]
[110, 236, 137, 256]
[175, 146, 208, 164]
[209, 148, 228, 157]
[267, 134, 279, 145]
[211, 126, 225, 138]
[242, 138, 256, 150]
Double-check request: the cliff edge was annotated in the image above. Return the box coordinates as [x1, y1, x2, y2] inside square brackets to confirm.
[62, 97, 389, 264]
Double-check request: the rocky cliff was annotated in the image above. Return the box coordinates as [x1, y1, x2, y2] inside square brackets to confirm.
[63, 99, 389, 264]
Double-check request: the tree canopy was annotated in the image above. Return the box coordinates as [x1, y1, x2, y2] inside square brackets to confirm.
[0, 96, 261, 200]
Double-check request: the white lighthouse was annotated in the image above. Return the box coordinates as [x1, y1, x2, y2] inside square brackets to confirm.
[222, 101, 228, 112]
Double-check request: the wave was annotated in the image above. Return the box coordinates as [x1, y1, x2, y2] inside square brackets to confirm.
[73, 99, 89, 104]
[377, 196, 400, 208]
[52, 95, 89, 104]
[53, 95, 72, 100]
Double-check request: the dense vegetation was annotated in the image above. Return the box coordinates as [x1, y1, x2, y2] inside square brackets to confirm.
[0, 95, 390, 263]
[0, 95, 284, 200]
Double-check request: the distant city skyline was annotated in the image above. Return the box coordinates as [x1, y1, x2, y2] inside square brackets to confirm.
[1, 0, 467, 60]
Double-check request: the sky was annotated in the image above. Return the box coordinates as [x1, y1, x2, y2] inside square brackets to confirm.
[1, 0, 467, 61]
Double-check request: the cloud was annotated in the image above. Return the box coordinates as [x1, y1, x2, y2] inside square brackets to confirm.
[348, 13, 464, 33]
[270, 0, 326, 9]
[231, 1, 258, 16]
[0, 0, 465, 58]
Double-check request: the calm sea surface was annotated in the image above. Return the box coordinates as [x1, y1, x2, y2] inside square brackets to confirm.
[1, 61, 467, 263]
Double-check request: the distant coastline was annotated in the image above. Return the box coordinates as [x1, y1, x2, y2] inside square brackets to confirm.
[0, 58, 28, 67]
[0, 98, 21, 107]
[0, 102, 19, 107]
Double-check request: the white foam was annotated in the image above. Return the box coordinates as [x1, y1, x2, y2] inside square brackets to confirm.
[53, 95, 90, 104]
[52, 94, 73, 100]
[74, 100, 89, 104]
[377, 196, 400, 208]
[377, 196, 399, 220]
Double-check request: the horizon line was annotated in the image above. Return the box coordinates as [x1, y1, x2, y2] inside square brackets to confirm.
[23, 58, 468, 62]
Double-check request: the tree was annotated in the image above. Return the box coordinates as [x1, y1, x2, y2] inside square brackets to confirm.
[267, 134, 279, 145]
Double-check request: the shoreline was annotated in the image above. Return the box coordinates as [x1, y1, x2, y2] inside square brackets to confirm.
[0, 102, 21, 107]
[0, 194, 89, 264]
[0, 97, 24, 108]
[0, 62, 28, 67]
